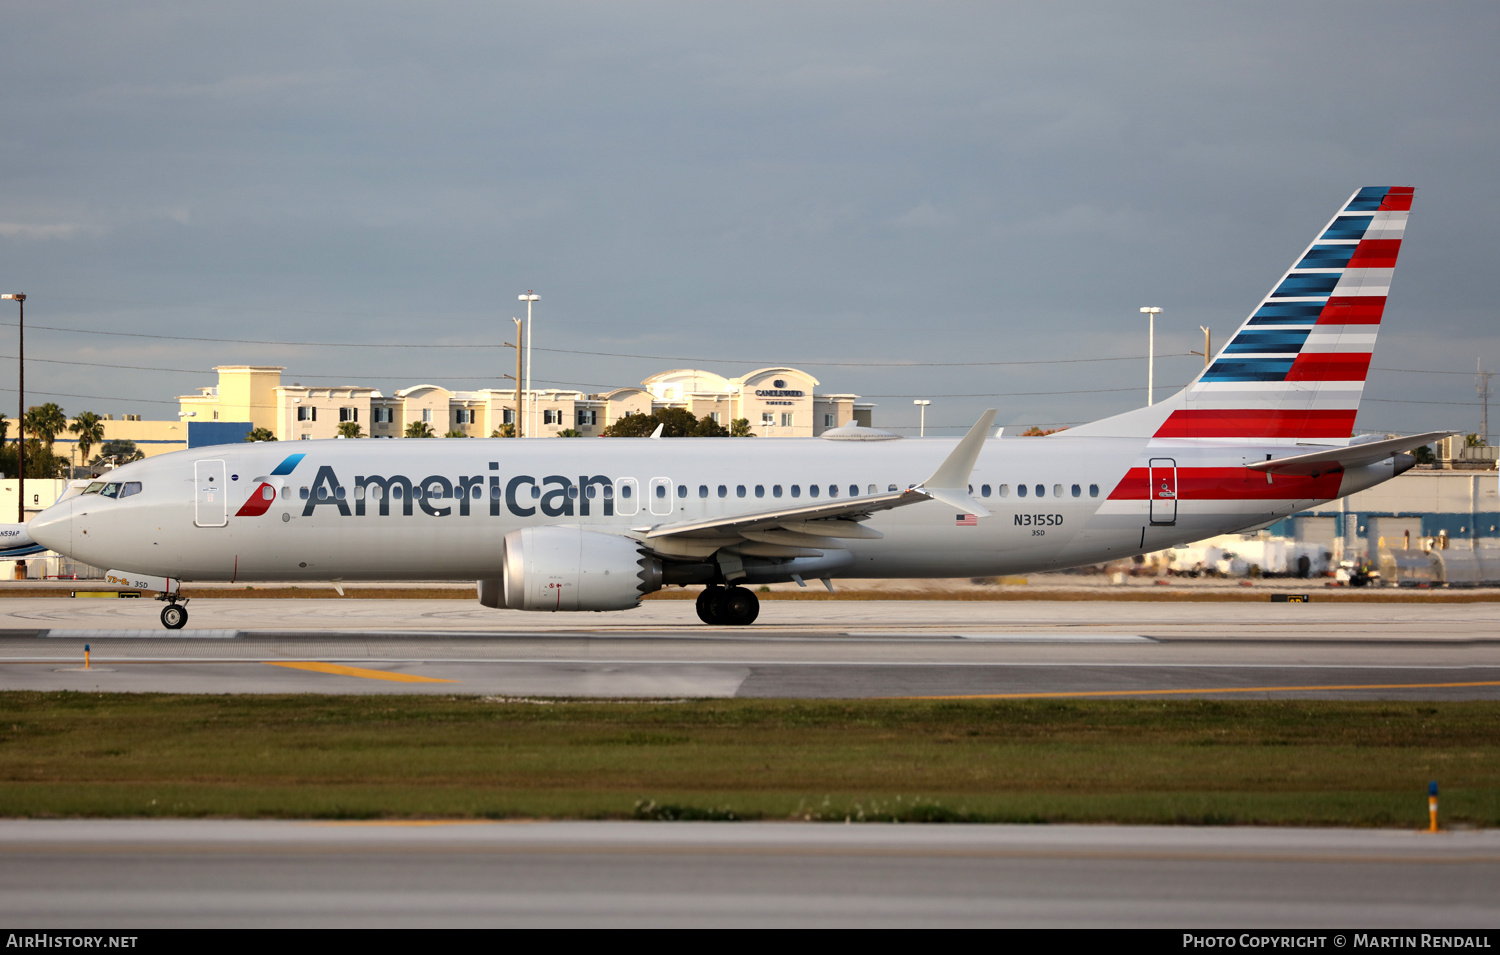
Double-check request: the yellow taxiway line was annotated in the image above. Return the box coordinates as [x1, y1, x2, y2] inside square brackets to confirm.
[265, 661, 456, 684]
[902, 680, 1500, 700]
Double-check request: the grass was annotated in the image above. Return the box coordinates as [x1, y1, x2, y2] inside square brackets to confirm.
[1, 693, 1495, 826]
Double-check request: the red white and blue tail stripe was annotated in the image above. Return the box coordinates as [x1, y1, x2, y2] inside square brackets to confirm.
[1160, 187, 1412, 441]
[1067, 188, 1412, 442]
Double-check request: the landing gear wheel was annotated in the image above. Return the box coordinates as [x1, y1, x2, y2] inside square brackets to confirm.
[695, 586, 724, 625]
[721, 586, 760, 626]
[161, 604, 187, 630]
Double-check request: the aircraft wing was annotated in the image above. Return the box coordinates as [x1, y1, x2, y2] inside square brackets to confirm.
[639, 409, 997, 559]
[1247, 430, 1456, 476]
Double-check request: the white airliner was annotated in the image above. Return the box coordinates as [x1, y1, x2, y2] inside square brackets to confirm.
[23, 187, 1448, 629]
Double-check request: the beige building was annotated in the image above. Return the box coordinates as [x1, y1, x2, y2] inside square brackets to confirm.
[175, 365, 872, 441]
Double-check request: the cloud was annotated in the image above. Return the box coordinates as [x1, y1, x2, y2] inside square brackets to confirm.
[0, 222, 102, 240]
[888, 201, 953, 230]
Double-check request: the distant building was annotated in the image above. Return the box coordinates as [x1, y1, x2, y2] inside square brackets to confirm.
[173, 365, 874, 443]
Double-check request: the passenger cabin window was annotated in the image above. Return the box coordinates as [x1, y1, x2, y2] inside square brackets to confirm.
[772, 485, 783, 498]
[997, 484, 1010, 497]
[736, 485, 746, 498]
[699, 485, 709, 499]
[677, 485, 688, 499]
[981, 485, 991, 497]
[1017, 484, 1028, 498]
[1071, 484, 1081, 498]
[755, 485, 765, 498]
[1089, 484, 1100, 498]
[790, 485, 801, 498]
[299, 487, 310, 500]
[655, 484, 667, 499]
[718, 485, 728, 498]
[1035, 484, 1045, 498]
[1054, 484, 1063, 498]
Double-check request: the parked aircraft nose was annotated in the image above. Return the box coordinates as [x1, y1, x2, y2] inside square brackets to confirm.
[27, 498, 74, 554]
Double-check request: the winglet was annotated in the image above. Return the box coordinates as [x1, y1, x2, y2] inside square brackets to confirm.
[916, 409, 997, 517]
[649, 424, 665, 439]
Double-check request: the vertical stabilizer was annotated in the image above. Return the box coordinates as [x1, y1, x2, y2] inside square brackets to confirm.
[1068, 187, 1412, 441]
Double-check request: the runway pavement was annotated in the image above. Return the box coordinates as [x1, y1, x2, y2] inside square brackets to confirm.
[0, 819, 1496, 928]
[1, 597, 1498, 699]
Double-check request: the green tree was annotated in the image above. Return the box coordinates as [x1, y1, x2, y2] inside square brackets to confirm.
[244, 427, 277, 442]
[0, 440, 68, 478]
[405, 421, 436, 438]
[69, 411, 106, 463]
[1465, 432, 1483, 448]
[555, 428, 584, 437]
[0, 411, 8, 444]
[337, 421, 364, 439]
[443, 429, 470, 438]
[491, 424, 517, 438]
[729, 417, 755, 437]
[1020, 425, 1067, 436]
[600, 408, 719, 438]
[91, 439, 144, 466]
[24, 403, 67, 450]
[692, 416, 729, 437]
[1413, 444, 1436, 465]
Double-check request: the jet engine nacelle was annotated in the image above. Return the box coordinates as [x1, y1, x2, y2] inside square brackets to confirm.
[482, 526, 663, 612]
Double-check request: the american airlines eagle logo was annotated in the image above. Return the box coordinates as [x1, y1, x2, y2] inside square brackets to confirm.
[234, 453, 305, 517]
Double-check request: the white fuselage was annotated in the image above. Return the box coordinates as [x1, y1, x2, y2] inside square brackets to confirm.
[27, 433, 1405, 586]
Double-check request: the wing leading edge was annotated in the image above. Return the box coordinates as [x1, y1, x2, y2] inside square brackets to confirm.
[640, 410, 997, 559]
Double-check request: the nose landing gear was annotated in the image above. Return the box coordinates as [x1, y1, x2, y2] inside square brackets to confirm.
[158, 595, 189, 630]
[694, 585, 760, 626]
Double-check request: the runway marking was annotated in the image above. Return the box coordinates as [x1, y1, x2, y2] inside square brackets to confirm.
[0, 841, 1494, 866]
[265, 661, 456, 684]
[901, 680, 1500, 700]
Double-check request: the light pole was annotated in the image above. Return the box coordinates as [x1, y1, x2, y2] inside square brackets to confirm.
[1139, 307, 1162, 405]
[519, 292, 538, 437]
[504, 317, 523, 436]
[3, 293, 25, 522]
[913, 399, 931, 437]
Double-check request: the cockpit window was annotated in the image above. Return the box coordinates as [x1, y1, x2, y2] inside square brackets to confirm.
[118, 482, 143, 499]
[100, 483, 122, 498]
[84, 482, 105, 495]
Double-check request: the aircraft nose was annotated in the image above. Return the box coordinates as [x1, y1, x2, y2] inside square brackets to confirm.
[28, 498, 75, 554]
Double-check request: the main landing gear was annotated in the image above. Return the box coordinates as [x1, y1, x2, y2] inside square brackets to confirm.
[695, 585, 759, 626]
[158, 595, 189, 630]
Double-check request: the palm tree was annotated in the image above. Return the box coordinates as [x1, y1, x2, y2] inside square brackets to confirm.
[405, 421, 435, 438]
[337, 421, 364, 439]
[244, 427, 277, 442]
[69, 411, 106, 465]
[0, 411, 8, 444]
[24, 403, 67, 451]
[443, 429, 470, 438]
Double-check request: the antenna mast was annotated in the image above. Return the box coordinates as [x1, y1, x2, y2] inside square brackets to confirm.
[1479, 358, 1493, 447]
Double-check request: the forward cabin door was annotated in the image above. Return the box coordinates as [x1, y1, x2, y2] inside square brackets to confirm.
[1148, 457, 1178, 526]
[194, 459, 228, 528]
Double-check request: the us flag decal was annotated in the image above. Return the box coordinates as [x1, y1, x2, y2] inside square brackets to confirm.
[956, 513, 978, 526]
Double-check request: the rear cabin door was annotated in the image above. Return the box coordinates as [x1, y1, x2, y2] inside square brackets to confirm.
[1148, 457, 1178, 525]
[195, 459, 228, 527]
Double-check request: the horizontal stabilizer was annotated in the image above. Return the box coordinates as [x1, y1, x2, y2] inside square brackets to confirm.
[1247, 430, 1454, 476]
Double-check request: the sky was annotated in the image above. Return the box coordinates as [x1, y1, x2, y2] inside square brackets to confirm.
[2, 1, 1498, 436]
